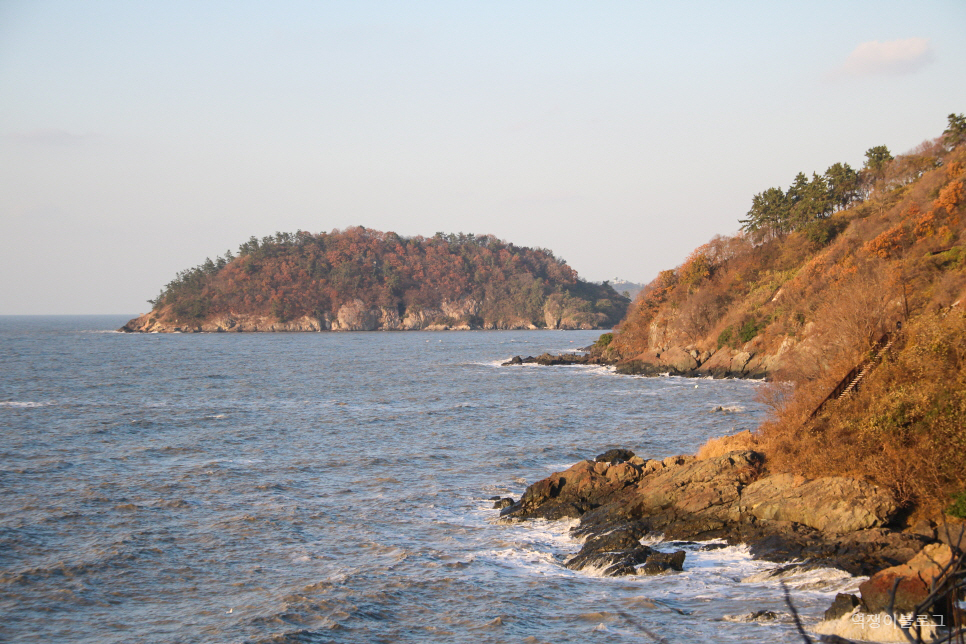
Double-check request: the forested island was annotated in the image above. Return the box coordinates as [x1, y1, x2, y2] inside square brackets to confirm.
[120, 229, 629, 333]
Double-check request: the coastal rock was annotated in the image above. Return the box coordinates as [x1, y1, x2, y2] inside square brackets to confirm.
[595, 449, 636, 463]
[739, 474, 897, 533]
[694, 348, 735, 378]
[569, 451, 762, 541]
[611, 345, 782, 379]
[659, 346, 698, 372]
[334, 299, 381, 331]
[565, 525, 653, 576]
[501, 459, 644, 520]
[639, 550, 686, 575]
[500, 353, 591, 366]
[824, 593, 862, 621]
[503, 447, 928, 578]
[858, 543, 955, 613]
[562, 524, 686, 577]
[936, 521, 966, 549]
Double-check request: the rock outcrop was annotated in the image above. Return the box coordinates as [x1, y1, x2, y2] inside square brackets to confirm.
[614, 345, 784, 379]
[501, 449, 928, 576]
[739, 473, 897, 534]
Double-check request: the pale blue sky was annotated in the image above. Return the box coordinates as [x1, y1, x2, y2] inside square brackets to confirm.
[1, 1, 964, 314]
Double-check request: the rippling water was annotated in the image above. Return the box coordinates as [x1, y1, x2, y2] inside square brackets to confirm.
[0, 316, 860, 643]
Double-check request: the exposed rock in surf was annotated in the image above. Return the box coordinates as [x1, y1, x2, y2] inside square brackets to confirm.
[492, 497, 515, 510]
[638, 550, 686, 575]
[501, 353, 592, 367]
[560, 523, 685, 577]
[500, 449, 931, 577]
[824, 593, 862, 621]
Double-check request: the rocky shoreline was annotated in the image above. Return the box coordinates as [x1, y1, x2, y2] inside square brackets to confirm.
[495, 448, 964, 637]
[501, 347, 780, 379]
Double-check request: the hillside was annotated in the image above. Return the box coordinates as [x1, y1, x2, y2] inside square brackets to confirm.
[121, 228, 629, 332]
[597, 113, 966, 518]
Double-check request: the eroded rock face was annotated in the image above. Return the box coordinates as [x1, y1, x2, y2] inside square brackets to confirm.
[120, 295, 602, 332]
[612, 343, 791, 379]
[740, 474, 897, 534]
[120, 313, 330, 333]
[334, 300, 381, 331]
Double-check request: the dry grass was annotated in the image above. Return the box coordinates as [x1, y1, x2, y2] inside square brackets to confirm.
[695, 430, 757, 460]
[757, 308, 966, 518]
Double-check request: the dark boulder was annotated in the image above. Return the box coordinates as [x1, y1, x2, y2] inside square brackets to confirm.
[595, 449, 636, 463]
[500, 458, 644, 521]
[639, 550, 686, 575]
[565, 545, 654, 576]
[824, 593, 862, 621]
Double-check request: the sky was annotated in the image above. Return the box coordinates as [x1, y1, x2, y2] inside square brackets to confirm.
[1, 1, 965, 314]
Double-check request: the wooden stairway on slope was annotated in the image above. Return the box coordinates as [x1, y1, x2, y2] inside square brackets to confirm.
[807, 330, 898, 421]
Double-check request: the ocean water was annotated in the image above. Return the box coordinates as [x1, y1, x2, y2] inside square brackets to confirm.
[0, 316, 860, 643]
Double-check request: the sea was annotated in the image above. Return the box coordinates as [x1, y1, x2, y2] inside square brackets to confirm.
[0, 316, 863, 643]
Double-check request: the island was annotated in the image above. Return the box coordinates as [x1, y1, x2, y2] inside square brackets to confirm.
[120, 228, 629, 333]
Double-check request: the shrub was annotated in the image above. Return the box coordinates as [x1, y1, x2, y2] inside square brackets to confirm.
[717, 326, 733, 349]
[594, 332, 614, 349]
[949, 491, 966, 519]
[738, 317, 765, 344]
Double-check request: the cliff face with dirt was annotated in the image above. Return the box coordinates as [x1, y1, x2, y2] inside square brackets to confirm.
[121, 228, 629, 333]
[600, 122, 966, 384]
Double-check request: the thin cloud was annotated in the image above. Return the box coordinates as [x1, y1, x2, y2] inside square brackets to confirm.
[834, 38, 933, 78]
[5, 128, 101, 147]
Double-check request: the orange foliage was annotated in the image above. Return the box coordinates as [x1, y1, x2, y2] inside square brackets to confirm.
[863, 224, 908, 259]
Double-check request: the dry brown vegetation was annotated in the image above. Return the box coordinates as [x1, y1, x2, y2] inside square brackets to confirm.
[758, 307, 966, 519]
[610, 117, 966, 519]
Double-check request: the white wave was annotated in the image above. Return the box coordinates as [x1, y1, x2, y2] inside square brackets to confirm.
[479, 518, 581, 576]
[742, 564, 861, 593]
[0, 401, 49, 408]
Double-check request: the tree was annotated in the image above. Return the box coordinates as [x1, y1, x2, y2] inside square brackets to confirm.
[863, 145, 893, 174]
[740, 187, 790, 241]
[824, 162, 859, 211]
[789, 172, 833, 228]
[944, 113, 966, 150]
